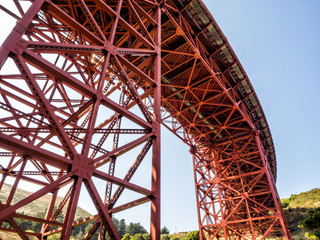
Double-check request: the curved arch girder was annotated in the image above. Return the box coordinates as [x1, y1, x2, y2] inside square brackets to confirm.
[0, 1, 290, 240]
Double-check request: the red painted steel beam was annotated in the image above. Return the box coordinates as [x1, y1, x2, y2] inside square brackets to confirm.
[0, 0, 290, 239]
[159, 0, 291, 239]
[0, 132, 72, 169]
[22, 49, 152, 129]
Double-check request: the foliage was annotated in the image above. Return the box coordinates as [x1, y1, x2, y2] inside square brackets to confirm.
[161, 226, 170, 235]
[5, 183, 320, 240]
[126, 222, 147, 236]
[161, 233, 170, 240]
[13, 210, 46, 234]
[142, 233, 150, 240]
[186, 231, 199, 240]
[47, 233, 61, 240]
[278, 188, 320, 239]
[14, 218, 42, 233]
[131, 233, 144, 240]
[289, 194, 298, 202]
[113, 218, 127, 238]
[305, 232, 320, 240]
[300, 208, 320, 230]
[299, 208, 320, 239]
[281, 198, 290, 209]
[122, 233, 131, 240]
[283, 188, 320, 209]
[130, 233, 150, 240]
[170, 232, 189, 240]
[84, 222, 98, 239]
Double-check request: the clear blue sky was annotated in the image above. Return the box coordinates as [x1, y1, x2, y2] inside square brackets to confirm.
[203, 0, 320, 197]
[161, 0, 320, 233]
[1, 0, 320, 235]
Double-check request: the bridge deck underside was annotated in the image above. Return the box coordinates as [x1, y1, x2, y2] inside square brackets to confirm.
[161, 1, 290, 239]
[0, 0, 291, 239]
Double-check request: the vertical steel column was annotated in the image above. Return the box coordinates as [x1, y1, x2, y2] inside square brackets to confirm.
[150, 3, 162, 240]
[256, 135, 292, 240]
[0, 0, 160, 239]
[191, 135, 291, 239]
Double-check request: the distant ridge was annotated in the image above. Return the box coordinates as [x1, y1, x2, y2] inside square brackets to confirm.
[1, 184, 320, 239]
[0, 183, 91, 240]
[0, 183, 91, 219]
[282, 188, 320, 239]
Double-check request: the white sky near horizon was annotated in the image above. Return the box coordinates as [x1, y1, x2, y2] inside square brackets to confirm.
[0, 0, 320, 234]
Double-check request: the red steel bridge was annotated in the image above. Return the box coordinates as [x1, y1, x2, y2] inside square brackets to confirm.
[0, 0, 291, 239]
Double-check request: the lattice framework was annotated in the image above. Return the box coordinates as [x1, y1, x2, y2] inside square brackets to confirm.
[0, 1, 291, 239]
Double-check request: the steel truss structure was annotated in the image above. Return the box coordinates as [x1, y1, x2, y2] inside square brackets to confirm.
[0, 0, 291, 240]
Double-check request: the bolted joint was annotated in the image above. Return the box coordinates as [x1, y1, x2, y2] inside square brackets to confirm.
[2, 37, 27, 57]
[150, 133, 157, 139]
[189, 145, 197, 155]
[71, 154, 94, 180]
[158, 0, 166, 8]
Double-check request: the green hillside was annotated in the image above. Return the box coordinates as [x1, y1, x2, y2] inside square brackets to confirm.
[0, 183, 90, 219]
[0, 183, 91, 240]
[282, 188, 320, 209]
[282, 188, 320, 239]
[1, 184, 320, 239]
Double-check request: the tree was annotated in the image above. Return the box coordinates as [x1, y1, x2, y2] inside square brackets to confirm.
[160, 234, 170, 240]
[84, 222, 98, 239]
[186, 231, 200, 240]
[132, 233, 145, 240]
[142, 233, 150, 240]
[161, 226, 170, 235]
[118, 219, 127, 237]
[15, 218, 33, 232]
[299, 208, 320, 239]
[126, 222, 147, 236]
[112, 217, 127, 238]
[122, 233, 131, 240]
